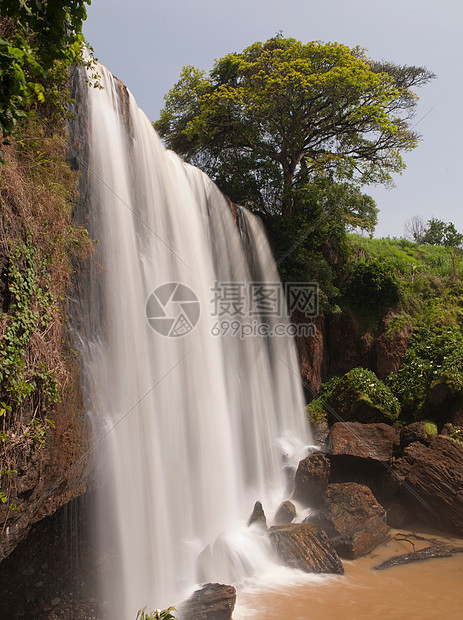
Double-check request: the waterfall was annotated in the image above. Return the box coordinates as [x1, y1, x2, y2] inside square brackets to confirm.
[73, 64, 311, 618]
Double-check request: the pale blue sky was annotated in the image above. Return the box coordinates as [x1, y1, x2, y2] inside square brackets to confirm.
[84, 0, 462, 238]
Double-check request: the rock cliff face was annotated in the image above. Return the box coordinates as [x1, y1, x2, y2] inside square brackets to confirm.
[402, 436, 463, 535]
[295, 309, 410, 394]
[0, 392, 92, 562]
[0, 68, 93, 563]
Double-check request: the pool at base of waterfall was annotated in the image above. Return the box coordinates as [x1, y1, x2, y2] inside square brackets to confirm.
[233, 525, 463, 620]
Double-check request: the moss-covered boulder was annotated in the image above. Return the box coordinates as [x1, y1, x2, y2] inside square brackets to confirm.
[400, 421, 438, 448]
[328, 368, 400, 424]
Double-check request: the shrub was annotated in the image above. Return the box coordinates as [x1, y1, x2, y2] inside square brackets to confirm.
[330, 367, 400, 423]
[348, 258, 399, 309]
[386, 326, 463, 418]
[306, 375, 342, 423]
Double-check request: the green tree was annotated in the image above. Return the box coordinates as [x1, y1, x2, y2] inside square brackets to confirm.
[0, 0, 91, 136]
[423, 218, 463, 279]
[264, 178, 377, 308]
[422, 218, 447, 245]
[156, 36, 434, 221]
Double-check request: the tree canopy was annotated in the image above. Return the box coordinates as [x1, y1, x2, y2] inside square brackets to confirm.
[0, 0, 91, 136]
[156, 36, 435, 222]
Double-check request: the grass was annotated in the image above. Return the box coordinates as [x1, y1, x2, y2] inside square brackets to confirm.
[348, 234, 463, 319]
[349, 234, 463, 281]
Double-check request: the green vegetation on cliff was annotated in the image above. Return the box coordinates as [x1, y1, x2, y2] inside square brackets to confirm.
[0, 4, 93, 530]
[0, 1, 91, 137]
[313, 234, 463, 428]
[0, 110, 93, 523]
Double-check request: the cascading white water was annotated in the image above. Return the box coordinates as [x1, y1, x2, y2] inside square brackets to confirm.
[77, 64, 312, 618]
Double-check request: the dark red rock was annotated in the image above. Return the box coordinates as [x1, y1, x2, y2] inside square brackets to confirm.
[179, 583, 236, 620]
[385, 499, 413, 529]
[293, 452, 330, 507]
[294, 314, 326, 394]
[269, 523, 343, 574]
[375, 315, 410, 380]
[327, 312, 374, 378]
[400, 421, 438, 449]
[392, 441, 430, 482]
[273, 500, 296, 525]
[328, 423, 400, 504]
[403, 436, 463, 535]
[330, 422, 399, 463]
[0, 408, 91, 562]
[323, 482, 390, 559]
[302, 512, 339, 538]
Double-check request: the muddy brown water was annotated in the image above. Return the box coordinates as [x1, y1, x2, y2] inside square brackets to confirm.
[235, 527, 463, 619]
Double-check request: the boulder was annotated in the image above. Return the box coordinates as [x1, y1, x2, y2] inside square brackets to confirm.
[179, 583, 236, 620]
[426, 375, 460, 408]
[400, 421, 438, 449]
[302, 512, 339, 538]
[273, 501, 296, 525]
[392, 442, 429, 482]
[328, 369, 399, 425]
[293, 452, 330, 507]
[328, 423, 400, 504]
[403, 436, 463, 535]
[269, 523, 343, 574]
[323, 482, 390, 559]
[330, 422, 399, 462]
[247, 501, 267, 529]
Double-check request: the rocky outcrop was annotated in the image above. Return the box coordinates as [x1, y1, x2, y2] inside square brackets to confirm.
[375, 313, 411, 379]
[399, 421, 438, 449]
[323, 482, 390, 559]
[330, 422, 399, 462]
[293, 452, 330, 507]
[385, 499, 414, 529]
[294, 315, 326, 394]
[329, 378, 399, 424]
[0, 400, 91, 562]
[328, 423, 399, 504]
[273, 501, 296, 525]
[402, 436, 463, 535]
[327, 312, 374, 378]
[179, 583, 236, 620]
[247, 501, 267, 529]
[0, 497, 99, 619]
[392, 442, 429, 482]
[269, 523, 343, 574]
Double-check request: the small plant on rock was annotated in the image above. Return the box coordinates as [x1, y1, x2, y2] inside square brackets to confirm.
[136, 607, 177, 620]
